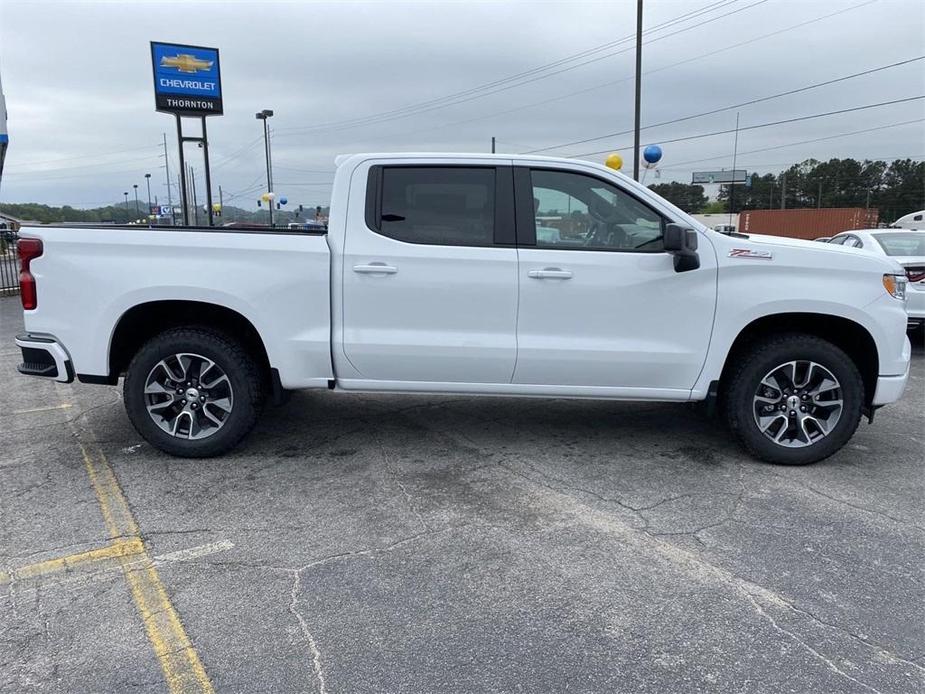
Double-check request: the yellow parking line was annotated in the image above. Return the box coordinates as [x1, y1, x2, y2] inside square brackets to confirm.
[73, 430, 215, 694]
[0, 537, 143, 584]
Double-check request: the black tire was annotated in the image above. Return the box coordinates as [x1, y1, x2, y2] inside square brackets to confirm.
[124, 327, 265, 457]
[724, 334, 864, 465]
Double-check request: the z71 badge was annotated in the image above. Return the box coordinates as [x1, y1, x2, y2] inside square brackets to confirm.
[729, 248, 773, 260]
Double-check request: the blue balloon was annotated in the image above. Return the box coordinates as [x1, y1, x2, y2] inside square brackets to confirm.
[643, 145, 663, 164]
[279, 197, 288, 205]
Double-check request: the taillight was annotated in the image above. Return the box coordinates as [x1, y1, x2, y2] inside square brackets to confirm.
[18, 238, 43, 310]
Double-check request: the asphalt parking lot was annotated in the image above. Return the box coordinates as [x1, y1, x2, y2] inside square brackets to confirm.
[1, 295, 923, 694]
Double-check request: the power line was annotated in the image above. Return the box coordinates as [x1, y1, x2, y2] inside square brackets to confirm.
[272, 165, 336, 174]
[10, 144, 160, 168]
[276, 0, 771, 136]
[572, 95, 925, 158]
[661, 118, 925, 169]
[318, 0, 879, 154]
[273, 181, 334, 186]
[8, 152, 163, 177]
[657, 155, 925, 173]
[524, 55, 922, 154]
[275, 0, 742, 134]
[210, 134, 266, 171]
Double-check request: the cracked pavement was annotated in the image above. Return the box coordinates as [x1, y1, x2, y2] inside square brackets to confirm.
[1, 295, 923, 693]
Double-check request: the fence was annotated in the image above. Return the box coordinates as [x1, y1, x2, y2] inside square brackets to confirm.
[0, 236, 19, 295]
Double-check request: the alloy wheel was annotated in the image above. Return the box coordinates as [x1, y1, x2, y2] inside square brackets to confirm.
[752, 360, 843, 448]
[143, 352, 234, 440]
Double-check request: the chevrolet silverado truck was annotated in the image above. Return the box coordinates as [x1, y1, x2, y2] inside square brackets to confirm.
[14, 153, 911, 464]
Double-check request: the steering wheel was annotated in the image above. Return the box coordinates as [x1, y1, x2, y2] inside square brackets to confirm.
[584, 220, 604, 247]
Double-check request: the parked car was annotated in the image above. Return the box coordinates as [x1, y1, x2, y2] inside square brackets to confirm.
[0, 222, 16, 244]
[827, 229, 925, 331]
[288, 221, 327, 232]
[13, 153, 911, 464]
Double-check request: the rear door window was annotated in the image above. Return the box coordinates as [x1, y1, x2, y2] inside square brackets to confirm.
[372, 167, 496, 246]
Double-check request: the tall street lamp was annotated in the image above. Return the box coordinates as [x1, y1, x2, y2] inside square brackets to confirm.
[133, 184, 140, 216]
[144, 173, 152, 215]
[123, 191, 129, 213]
[255, 109, 274, 227]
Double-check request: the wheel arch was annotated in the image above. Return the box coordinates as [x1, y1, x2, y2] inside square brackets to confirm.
[717, 313, 879, 406]
[102, 300, 272, 384]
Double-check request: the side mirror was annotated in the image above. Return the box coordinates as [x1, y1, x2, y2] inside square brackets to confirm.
[664, 223, 700, 273]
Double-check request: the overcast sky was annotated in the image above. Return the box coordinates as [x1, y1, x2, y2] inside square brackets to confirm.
[1, 0, 923, 209]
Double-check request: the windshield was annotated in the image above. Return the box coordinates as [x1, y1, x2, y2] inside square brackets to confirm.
[873, 232, 925, 256]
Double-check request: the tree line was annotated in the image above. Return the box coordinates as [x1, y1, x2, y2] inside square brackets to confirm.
[3, 157, 921, 226]
[649, 158, 923, 223]
[0, 202, 330, 226]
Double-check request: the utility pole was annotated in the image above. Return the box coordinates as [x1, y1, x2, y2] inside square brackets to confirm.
[162, 133, 174, 225]
[256, 109, 275, 227]
[632, 0, 643, 182]
[491, 136, 496, 154]
[219, 185, 224, 221]
[729, 112, 740, 228]
[780, 173, 786, 210]
[817, 180, 823, 209]
[769, 183, 773, 210]
[133, 184, 139, 216]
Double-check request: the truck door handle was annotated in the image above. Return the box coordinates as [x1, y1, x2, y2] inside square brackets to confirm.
[353, 263, 398, 275]
[528, 268, 572, 279]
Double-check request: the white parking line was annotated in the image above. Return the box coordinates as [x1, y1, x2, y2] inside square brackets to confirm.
[154, 540, 235, 564]
[10, 403, 73, 415]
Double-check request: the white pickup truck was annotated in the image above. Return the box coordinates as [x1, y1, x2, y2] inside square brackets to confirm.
[14, 153, 911, 464]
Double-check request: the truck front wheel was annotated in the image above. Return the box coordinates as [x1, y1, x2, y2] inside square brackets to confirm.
[724, 334, 864, 465]
[124, 327, 264, 457]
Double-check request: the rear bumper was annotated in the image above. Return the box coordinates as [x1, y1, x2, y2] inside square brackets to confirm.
[15, 333, 74, 383]
[907, 290, 925, 326]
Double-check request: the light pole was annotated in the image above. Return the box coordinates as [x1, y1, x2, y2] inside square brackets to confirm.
[256, 109, 274, 227]
[123, 191, 129, 214]
[144, 173, 152, 215]
[133, 184, 139, 216]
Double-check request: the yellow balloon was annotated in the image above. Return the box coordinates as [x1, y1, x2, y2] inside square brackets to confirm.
[212, 203, 222, 212]
[260, 192, 271, 202]
[605, 153, 623, 170]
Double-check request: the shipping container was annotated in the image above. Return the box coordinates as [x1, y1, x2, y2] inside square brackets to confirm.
[738, 208, 879, 240]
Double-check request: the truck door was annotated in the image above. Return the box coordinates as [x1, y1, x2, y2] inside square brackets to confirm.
[512, 166, 717, 395]
[340, 163, 518, 384]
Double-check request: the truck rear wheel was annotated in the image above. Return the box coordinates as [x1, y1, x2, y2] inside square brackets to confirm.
[724, 334, 864, 465]
[124, 327, 264, 457]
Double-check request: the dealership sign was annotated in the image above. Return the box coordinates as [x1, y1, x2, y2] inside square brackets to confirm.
[150, 42, 222, 116]
[692, 169, 748, 185]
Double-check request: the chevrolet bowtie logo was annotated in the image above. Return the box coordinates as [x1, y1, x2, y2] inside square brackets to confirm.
[160, 54, 213, 73]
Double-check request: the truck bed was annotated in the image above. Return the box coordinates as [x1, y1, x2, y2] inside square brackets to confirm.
[19, 224, 334, 389]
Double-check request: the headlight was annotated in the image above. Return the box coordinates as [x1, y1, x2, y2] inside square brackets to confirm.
[882, 273, 907, 300]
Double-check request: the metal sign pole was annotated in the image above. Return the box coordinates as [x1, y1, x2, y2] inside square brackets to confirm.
[152, 42, 223, 227]
[201, 116, 214, 227]
[175, 115, 189, 226]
